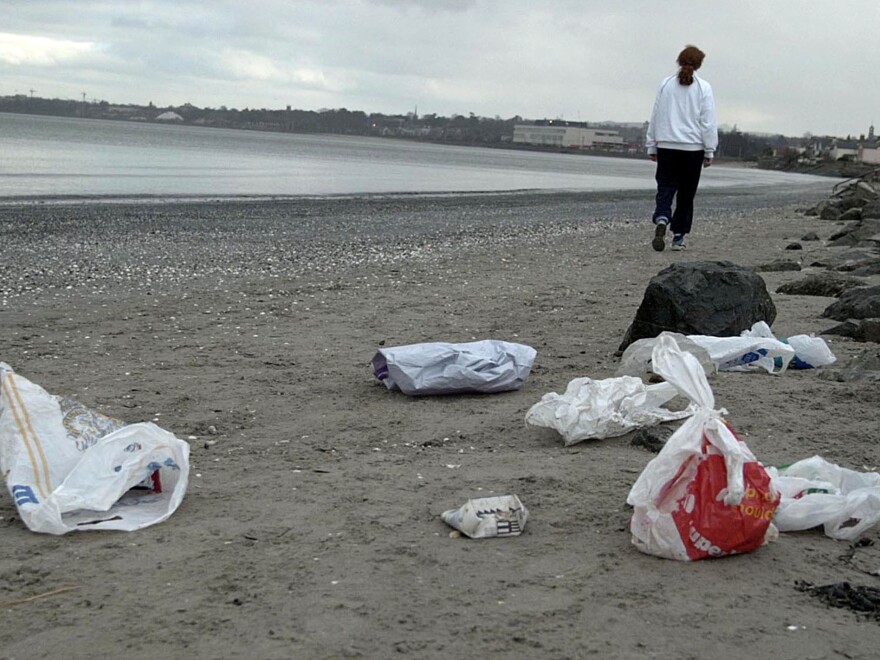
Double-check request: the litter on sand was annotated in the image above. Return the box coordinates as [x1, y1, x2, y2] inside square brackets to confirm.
[734, 321, 837, 370]
[769, 456, 880, 541]
[525, 375, 693, 445]
[616, 332, 716, 378]
[0, 362, 189, 535]
[617, 322, 836, 377]
[626, 335, 780, 561]
[441, 495, 529, 539]
[372, 339, 537, 396]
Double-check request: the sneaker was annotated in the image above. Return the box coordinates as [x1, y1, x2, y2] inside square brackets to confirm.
[652, 219, 668, 252]
[671, 234, 687, 251]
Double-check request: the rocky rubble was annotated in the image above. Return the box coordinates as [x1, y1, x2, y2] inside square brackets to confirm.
[792, 178, 880, 379]
[805, 180, 879, 221]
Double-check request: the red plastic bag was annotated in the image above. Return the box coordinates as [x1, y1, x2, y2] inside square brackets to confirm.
[627, 335, 780, 560]
[662, 433, 779, 560]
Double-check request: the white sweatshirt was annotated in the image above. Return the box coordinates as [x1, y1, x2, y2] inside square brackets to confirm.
[646, 73, 718, 158]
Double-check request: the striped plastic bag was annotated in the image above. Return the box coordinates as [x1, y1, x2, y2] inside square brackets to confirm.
[0, 363, 189, 535]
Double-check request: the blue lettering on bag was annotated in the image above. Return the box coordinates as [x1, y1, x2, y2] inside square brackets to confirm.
[740, 348, 769, 365]
[12, 485, 39, 506]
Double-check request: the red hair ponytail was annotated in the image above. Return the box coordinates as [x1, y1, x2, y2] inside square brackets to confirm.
[677, 45, 705, 85]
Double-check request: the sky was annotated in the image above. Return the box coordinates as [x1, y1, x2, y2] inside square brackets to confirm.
[1, 0, 878, 137]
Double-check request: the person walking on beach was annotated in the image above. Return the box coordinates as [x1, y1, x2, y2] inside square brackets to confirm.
[646, 45, 718, 252]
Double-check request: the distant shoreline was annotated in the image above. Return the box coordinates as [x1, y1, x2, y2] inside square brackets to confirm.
[0, 180, 832, 210]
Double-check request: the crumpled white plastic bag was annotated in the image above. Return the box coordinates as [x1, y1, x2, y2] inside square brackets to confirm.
[738, 321, 836, 370]
[679, 321, 836, 374]
[524, 374, 693, 445]
[372, 340, 537, 396]
[616, 332, 716, 378]
[688, 324, 796, 374]
[768, 456, 880, 540]
[0, 362, 189, 535]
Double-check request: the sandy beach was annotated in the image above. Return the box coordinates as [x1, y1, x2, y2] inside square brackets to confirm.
[2, 184, 880, 659]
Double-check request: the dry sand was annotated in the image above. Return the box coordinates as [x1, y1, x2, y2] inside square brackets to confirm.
[1, 185, 880, 659]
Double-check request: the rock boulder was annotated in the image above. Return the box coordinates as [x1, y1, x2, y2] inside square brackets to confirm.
[776, 272, 865, 297]
[822, 285, 880, 321]
[822, 319, 880, 343]
[618, 261, 776, 352]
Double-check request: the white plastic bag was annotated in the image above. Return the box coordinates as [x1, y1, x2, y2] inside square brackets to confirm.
[525, 375, 693, 445]
[626, 335, 780, 560]
[0, 363, 189, 535]
[736, 321, 836, 370]
[688, 326, 796, 374]
[783, 335, 837, 369]
[372, 340, 536, 396]
[616, 332, 716, 378]
[619, 323, 835, 377]
[768, 456, 880, 540]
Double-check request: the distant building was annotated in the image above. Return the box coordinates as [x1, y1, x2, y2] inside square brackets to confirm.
[155, 111, 184, 122]
[829, 139, 859, 161]
[859, 144, 880, 165]
[513, 123, 623, 149]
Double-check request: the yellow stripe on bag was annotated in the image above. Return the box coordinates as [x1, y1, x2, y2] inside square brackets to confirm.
[1, 375, 52, 500]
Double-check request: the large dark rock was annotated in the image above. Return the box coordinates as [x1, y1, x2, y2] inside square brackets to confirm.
[810, 248, 880, 272]
[853, 181, 880, 201]
[776, 272, 865, 297]
[862, 200, 880, 219]
[822, 285, 880, 320]
[828, 232, 860, 248]
[820, 205, 842, 221]
[822, 319, 880, 343]
[618, 261, 776, 352]
[828, 219, 880, 248]
[852, 261, 880, 276]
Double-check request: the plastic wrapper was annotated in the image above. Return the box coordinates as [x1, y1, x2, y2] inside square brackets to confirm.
[525, 375, 693, 445]
[372, 340, 536, 396]
[0, 362, 189, 535]
[441, 495, 528, 538]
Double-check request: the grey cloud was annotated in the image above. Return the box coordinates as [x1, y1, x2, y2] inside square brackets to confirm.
[3, 0, 880, 134]
[366, 0, 478, 12]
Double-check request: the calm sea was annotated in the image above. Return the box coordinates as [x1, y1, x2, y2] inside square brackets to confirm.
[0, 112, 829, 198]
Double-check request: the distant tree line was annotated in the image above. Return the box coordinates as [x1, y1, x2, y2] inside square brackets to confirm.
[0, 94, 526, 146]
[0, 93, 845, 171]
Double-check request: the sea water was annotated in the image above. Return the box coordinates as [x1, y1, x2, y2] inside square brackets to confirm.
[0, 112, 829, 198]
